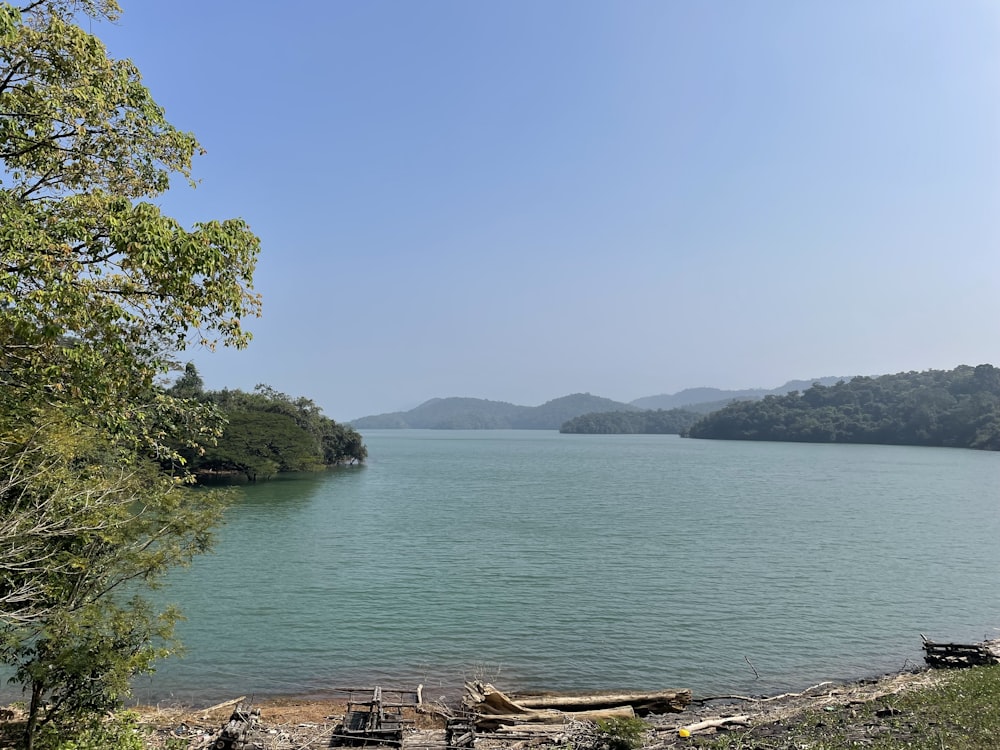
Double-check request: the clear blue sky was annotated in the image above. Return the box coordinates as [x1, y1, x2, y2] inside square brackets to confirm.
[100, 1, 1000, 421]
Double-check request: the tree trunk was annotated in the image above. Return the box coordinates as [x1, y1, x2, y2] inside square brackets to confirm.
[464, 682, 652, 731]
[25, 681, 44, 750]
[476, 706, 636, 731]
[513, 690, 692, 714]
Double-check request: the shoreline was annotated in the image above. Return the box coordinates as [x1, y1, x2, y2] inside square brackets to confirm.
[125, 650, 924, 709]
[126, 665, 955, 749]
[2, 660, 991, 749]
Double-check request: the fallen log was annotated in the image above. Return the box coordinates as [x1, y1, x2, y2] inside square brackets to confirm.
[464, 683, 639, 731]
[513, 689, 691, 714]
[476, 706, 635, 731]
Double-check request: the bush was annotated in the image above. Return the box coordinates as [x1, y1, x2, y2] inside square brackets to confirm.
[36, 711, 146, 750]
[594, 716, 649, 750]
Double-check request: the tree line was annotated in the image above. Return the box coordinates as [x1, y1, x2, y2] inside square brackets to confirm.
[168, 365, 367, 482]
[685, 365, 1000, 450]
[560, 408, 702, 434]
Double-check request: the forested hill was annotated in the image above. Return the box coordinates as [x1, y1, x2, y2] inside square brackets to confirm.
[170, 365, 367, 481]
[686, 365, 1000, 450]
[351, 393, 639, 429]
[561, 408, 702, 434]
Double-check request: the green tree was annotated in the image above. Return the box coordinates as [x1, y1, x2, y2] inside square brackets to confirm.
[0, 415, 228, 749]
[0, 1, 260, 746]
[169, 362, 206, 400]
[0, 0, 260, 455]
[185, 384, 367, 480]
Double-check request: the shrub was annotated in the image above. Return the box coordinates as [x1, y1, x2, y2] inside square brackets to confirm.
[594, 716, 649, 750]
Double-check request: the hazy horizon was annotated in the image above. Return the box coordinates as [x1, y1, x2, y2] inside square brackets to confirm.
[347, 370, 882, 420]
[98, 2, 998, 422]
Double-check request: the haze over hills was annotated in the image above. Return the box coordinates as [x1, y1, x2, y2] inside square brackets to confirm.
[629, 376, 849, 411]
[350, 393, 639, 430]
[350, 376, 853, 430]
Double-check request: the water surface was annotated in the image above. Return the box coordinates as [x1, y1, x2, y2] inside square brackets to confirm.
[136, 431, 1000, 703]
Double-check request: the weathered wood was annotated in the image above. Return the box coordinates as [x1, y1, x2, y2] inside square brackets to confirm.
[199, 696, 248, 716]
[465, 683, 642, 731]
[512, 690, 691, 714]
[474, 706, 635, 731]
[681, 715, 751, 734]
[922, 637, 1000, 669]
[491, 707, 635, 725]
[211, 703, 261, 750]
[493, 724, 576, 734]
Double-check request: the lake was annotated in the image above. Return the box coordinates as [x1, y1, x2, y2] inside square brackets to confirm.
[134, 430, 1000, 704]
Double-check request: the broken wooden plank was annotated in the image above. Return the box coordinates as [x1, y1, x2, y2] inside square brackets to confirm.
[199, 696, 248, 717]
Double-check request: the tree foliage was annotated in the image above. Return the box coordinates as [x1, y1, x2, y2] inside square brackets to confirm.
[170, 376, 368, 482]
[0, 414, 228, 748]
[0, 0, 260, 456]
[0, 2, 260, 746]
[686, 365, 1000, 450]
[560, 408, 702, 434]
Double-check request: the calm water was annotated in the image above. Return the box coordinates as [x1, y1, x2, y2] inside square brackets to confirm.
[135, 431, 1000, 703]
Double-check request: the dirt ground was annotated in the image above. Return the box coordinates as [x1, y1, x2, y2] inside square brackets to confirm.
[643, 668, 948, 748]
[122, 667, 947, 750]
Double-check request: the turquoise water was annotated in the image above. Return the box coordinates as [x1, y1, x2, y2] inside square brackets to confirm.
[135, 431, 1000, 703]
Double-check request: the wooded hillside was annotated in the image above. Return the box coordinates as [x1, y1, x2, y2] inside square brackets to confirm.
[170, 366, 367, 481]
[560, 409, 702, 434]
[686, 365, 1000, 450]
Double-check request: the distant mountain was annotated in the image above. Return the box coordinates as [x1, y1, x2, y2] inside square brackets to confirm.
[514, 394, 641, 429]
[629, 377, 848, 411]
[350, 393, 638, 430]
[349, 397, 522, 429]
[350, 377, 857, 431]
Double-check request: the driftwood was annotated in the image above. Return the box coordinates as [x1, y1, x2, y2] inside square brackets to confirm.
[464, 682, 638, 731]
[199, 696, 248, 717]
[494, 723, 589, 734]
[680, 715, 750, 734]
[511, 707, 636, 724]
[695, 681, 835, 705]
[513, 689, 691, 715]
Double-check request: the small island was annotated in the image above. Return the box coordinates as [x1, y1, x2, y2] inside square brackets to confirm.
[168, 364, 367, 482]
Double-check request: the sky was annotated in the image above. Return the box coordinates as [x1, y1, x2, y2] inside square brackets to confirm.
[98, 1, 1000, 421]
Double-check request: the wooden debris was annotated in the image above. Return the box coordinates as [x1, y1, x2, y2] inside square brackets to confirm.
[679, 715, 750, 734]
[334, 685, 422, 745]
[512, 689, 691, 715]
[445, 715, 477, 748]
[463, 681, 690, 732]
[199, 695, 248, 718]
[921, 635, 1000, 668]
[212, 702, 260, 750]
